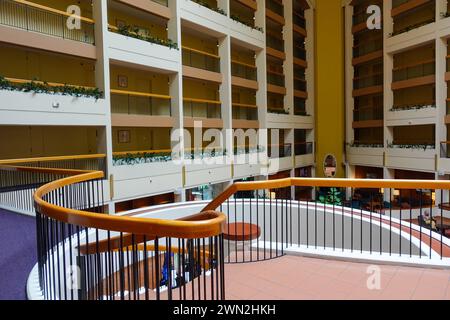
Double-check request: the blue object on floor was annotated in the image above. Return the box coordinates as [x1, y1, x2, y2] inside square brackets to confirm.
[0, 209, 36, 300]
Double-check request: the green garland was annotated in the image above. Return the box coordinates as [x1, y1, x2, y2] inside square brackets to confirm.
[191, 0, 227, 15]
[390, 104, 436, 112]
[115, 25, 179, 50]
[0, 76, 103, 100]
[113, 152, 173, 166]
[230, 14, 264, 33]
[387, 143, 435, 151]
[350, 142, 383, 148]
[268, 108, 290, 115]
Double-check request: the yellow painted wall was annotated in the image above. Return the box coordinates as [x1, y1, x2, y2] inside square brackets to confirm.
[108, 7, 167, 40]
[0, 45, 95, 86]
[315, 0, 345, 178]
[0, 126, 99, 159]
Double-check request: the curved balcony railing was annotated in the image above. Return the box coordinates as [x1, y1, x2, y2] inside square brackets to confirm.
[0, 155, 106, 214]
[203, 178, 450, 264]
[0, 0, 95, 44]
[16, 164, 226, 300]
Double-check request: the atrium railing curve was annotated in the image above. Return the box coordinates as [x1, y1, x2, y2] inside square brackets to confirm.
[25, 165, 227, 301]
[202, 178, 450, 265]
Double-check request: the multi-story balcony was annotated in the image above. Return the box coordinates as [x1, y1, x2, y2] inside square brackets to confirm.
[232, 86, 258, 128]
[231, 60, 257, 81]
[191, 0, 225, 15]
[110, 64, 173, 128]
[353, 105, 383, 122]
[266, 31, 284, 53]
[294, 97, 307, 116]
[0, 0, 95, 44]
[353, 34, 383, 59]
[0, 44, 105, 125]
[293, 6, 306, 30]
[230, 0, 257, 29]
[267, 92, 287, 114]
[182, 46, 220, 73]
[391, 0, 435, 37]
[266, 0, 284, 18]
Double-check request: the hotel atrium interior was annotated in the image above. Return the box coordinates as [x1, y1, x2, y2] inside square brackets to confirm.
[0, 0, 449, 302]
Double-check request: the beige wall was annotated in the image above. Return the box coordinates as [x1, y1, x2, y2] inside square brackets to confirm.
[0, 126, 99, 159]
[0, 45, 95, 86]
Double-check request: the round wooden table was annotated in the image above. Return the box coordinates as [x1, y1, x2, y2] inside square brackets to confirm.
[223, 223, 261, 242]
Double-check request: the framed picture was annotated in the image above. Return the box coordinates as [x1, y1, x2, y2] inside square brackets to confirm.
[118, 75, 128, 88]
[118, 130, 130, 144]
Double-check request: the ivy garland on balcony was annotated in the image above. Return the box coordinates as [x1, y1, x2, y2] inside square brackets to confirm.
[349, 142, 384, 148]
[191, 0, 226, 15]
[234, 146, 265, 156]
[113, 152, 173, 166]
[230, 14, 264, 33]
[115, 25, 179, 50]
[389, 104, 436, 112]
[0, 76, 103, 100]
[387, 143, 435, 151]
[268, 108, 290, 115]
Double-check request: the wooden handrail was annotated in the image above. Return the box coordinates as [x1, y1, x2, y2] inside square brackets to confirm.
[14, 0, 94, 24]
[0, 154, 106, 165]
[232, 102, 258, 109]
[183, 97, 221, 105]
[231, 59, 257, 69]
[182, 45, 220, 59]
[5, 77, 96, 90]
[202, 177, 450, 212]
[393, 58, 435, 72]
[34, 171, 226, 238]
[113, 149, 172, 157]
[111, 89, 171, 100]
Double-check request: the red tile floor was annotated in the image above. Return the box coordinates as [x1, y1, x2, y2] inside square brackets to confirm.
[225, 255, 450, 300]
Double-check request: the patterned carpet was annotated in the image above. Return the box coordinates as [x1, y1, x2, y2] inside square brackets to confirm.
[0, 209, 36, 300]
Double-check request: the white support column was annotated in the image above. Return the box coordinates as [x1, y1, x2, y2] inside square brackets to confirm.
[304, 5, 315, 118]
[168, 0, 185, 202]
[217, 0, 229, 16]
[93, 0, 114, 213]
[436, 36, 447, 173]
[219, 35, 233, 168]
[344, 4, 354, 150]
[283, 0, 294, 115]
[383, 2, 393, 162]
[256, 0, 268, 173]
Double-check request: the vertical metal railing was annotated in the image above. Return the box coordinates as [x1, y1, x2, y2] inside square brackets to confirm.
[203, 179, 450, 265]
[0, 0, 95, 44]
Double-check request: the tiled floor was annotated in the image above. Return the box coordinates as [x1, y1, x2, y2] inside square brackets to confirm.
[225, 255, 450, 300]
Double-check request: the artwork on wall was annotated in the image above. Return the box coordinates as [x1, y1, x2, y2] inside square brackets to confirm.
[118, 130, 130, 144]
[118, 75, 128, 88]
[323, 154, 337, 178]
